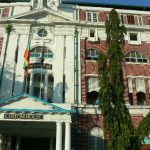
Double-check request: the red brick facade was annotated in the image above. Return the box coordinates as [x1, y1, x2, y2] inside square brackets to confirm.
[131, 114, 143, 128]
[98, 11, 106, 22]
[1, 7, 9, 18]
[72, 114, 103, 150]
[79, 9, 86, 21]
[81, 38, 150, 105]
[72, 113, 144, 150]
[79, 9, 150, 25]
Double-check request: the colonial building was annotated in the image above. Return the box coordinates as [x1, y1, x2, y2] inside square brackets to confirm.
[0, 0, 150, 150]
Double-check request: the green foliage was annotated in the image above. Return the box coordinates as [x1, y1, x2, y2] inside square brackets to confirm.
[5, 24, 13, 34]
[136, 113, 150, 141]
[98, 9, 140, 150]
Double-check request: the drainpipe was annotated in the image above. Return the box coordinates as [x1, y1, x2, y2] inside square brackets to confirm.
[74, 27, 79, 150]
[0, 24, 13, 92]
[62, 35, 66, 103]
[74, 28, 79, 104]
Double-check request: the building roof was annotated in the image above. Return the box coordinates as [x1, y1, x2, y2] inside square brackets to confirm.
[0, 93, 75, 113]
[62, 0, 150, 10]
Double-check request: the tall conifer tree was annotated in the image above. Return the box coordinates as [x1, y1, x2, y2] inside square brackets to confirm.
[98, 9, 140, 150]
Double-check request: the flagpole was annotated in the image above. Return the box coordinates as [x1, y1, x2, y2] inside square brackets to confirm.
[23, 32, 32, 93]
[10, 34, 20, 97]
[25, 74, 28, 93]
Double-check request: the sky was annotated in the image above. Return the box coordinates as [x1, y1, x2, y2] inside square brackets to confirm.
[63, 0, 150, 8]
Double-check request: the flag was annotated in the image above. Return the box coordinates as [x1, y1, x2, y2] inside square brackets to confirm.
[23, 42, 30, 76]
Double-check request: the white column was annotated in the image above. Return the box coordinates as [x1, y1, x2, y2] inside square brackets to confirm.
[44, 74, 48, 100]
[15, 137, 20, 150]
[50, 137, 53, 150]
[56, 122, 63, 150]
[65, 122, 71, 150]
[29, 73, 34, 95]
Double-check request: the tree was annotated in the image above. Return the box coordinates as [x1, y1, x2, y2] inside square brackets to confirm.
[136, 113, 150, 141]
[98, 9, 140, 150]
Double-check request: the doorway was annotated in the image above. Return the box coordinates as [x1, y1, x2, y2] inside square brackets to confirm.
[20, 137, 50, 150]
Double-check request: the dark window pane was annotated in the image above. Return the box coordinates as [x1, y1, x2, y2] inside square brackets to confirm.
[143, 59, 148, 63]
[90, 30, 95, 37]
[131, 58, 136, 62]
[137, 92, 145, 105]
[137, 59, 143, 62]
[130, 33, 137, 41]
[129, 93, 133, 105]
[127, 15, 135, 25]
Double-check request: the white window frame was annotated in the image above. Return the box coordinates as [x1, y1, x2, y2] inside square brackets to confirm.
[137, 16, 143, 26]
[86, 49, 98, 60]
[0, 9, 3, 17]
[128, 32, 141, 45]
[136, 78, 145, 93]
[88, 127, 104, 150]
[119, 14, 125, 25]
[125, 51, 148, 63]
[88, 28, 98, 41]
[148, 17, 150, 25]
[86, 12, 98, 22]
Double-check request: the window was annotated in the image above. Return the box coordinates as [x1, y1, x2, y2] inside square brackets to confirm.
[87, 91, 99, 105]
[89, 29, 98, 41]
[88, 127, 104, 150]
[137, 92, 146, 105]
[127, 15, 135, 25]
[128, 32, 141, 44]
[87, 12, 98, 22]
[37, 29, 48, 37]
[0, 9, 2, 17]
[47, 75, 54, 102]
[128, 78, 133, 105]
[125, 51, 148, 63]
[86, 49, 98, 60]
[25, 74, 54, 101]
[120, 14, 124, 24]
[136, 78, 145, 93]
[129, 93, 133, 105]
[33, 73, 45, 99]
[86, 77, 99, 104]
[130, 33, 137, 41]
[137, 16, 143, 26]
[90, 29, 95, 38]
[30, 46, 53, 58]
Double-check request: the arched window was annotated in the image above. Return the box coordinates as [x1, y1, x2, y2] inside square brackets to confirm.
[125, 51, 148, 63]
[88, 127, 104, 150]
[30, 46, 53, 58]
[86, 49, 98, 60]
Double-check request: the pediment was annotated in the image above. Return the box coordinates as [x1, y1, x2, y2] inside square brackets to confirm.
[8, 8, 74, 23]
[0, 93, 73, 113]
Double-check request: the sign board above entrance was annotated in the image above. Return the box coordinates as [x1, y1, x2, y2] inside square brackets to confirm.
[4, 113, 43, 120]
[29, 63, 52, 70]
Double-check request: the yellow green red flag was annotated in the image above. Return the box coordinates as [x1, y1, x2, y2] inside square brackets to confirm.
[23, 42, 30, 76]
